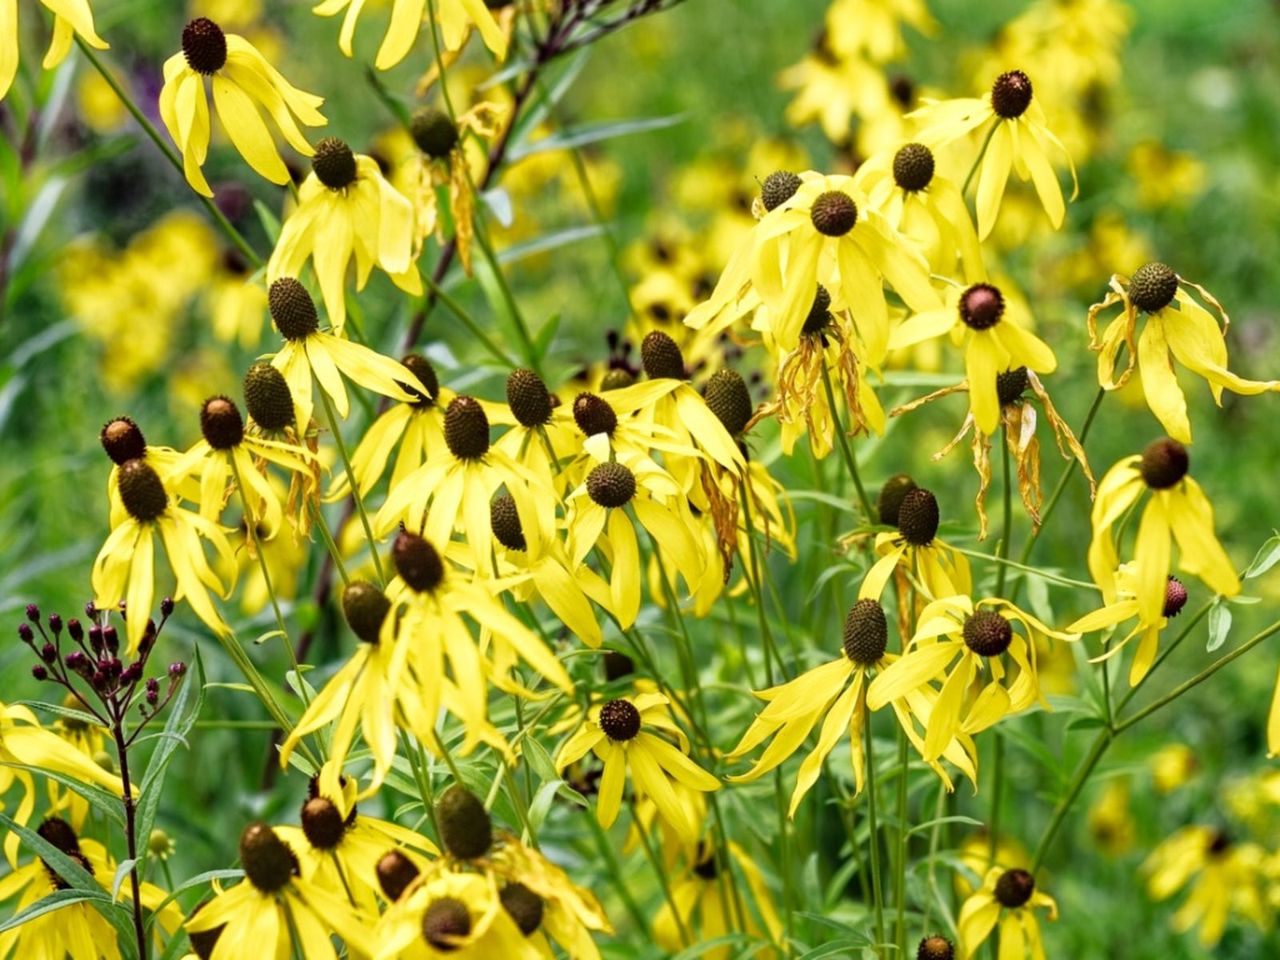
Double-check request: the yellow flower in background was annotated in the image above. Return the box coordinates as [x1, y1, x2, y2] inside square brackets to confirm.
[555, 693, 719, 844]
[1086, 262, 1279, 443]
[654, 840, 782, 959]
[824, 0, 936, 63]
[265, 278, 424, 431]
[1069, 566, 1188, 686]
[269, 137, 421, 332]
[1128, 142, 1206, 209]
[890, 282, 1057, 436]
[1087, 778, 1135, 856]
[854, 142, 985, 282]
[890, 366, 1092, 540]
[857, 486, 971, 602]
[208, 250, 267, 348]
[0, 0, 107, 101]
[1149, 743, 1197, 794]
[957, 867, 1057, 960]
[91, 457, 235, 654]
[912, 70, 1075, 239]
[185, 822, 373, 959]
[46, 695, 107, 830]
[867, 595, 1073, 762]
[315, 0, 507, 70]
[159, 18, 326, 197]
[0, 818, 180, 959]
[1087, 438, 1239, 623]
[75, 67, 128, 133]
[1143, 826, 1271, 947]
[1270, 667, 1280, 760]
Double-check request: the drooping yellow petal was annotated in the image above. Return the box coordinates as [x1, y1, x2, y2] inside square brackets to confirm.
[1138, 319, 1191, 443]
[976, 122, 1013, 240]
[1170, 479, 1240, 600]
[1133, 496, 1172, 624]
[212, 74, 290, 185]
[966, 332, 1003, 434]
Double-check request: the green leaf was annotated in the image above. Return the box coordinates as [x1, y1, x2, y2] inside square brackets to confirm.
[508, 114, 687, 162]
[907, 814, 985, 838]
[1206, 601, 1232, 653]
[254, 199, 281, 245]
[1244, 533, 1280, 579]
[137, 649, 206, 846]
[521, 736, 558, 784]
[0, 889, 113, 934]
[496, 225, 606, 266]
[111, 858, 139, 900]
[671, 933, 769, 958]
[143, 869, 244, 930]
[533, 312, 561, 363]
[525, 778, 566, 835]
[6, 764, 125, 828]
[12, 700, 106, 728]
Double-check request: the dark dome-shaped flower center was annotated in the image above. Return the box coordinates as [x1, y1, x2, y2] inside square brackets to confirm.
[991, 70, 1033, 119]
[598, 698, 641, 741]
[182, 19, 227, 75]
[802, 285, 833, 336]
[896, 487, 939, 545]
[300, 797, 347, 850]
[960, 283, 1005, 331]
[506, 369, 553, 427]
[994, 868, 1035, 908]
[760, 170, 802, 212]
[963, 610, 1013, 657]
[312, 137, 358, 190]
[996, 367, 1029, 407]
[422, 897, 472, 949]
[239, 823, 298, 894]
[392, 531, 445, 593]
[499, 882, 545, 936]
[877, 473, 918, 526]
[917, 936, 955, 960]
[410, 107, 460, 159]
[118, 459, 168, 523]
[243, 361, 295, 431]
[641, 331, 687, 380]
[573, 392, 617, 437]
[703, 369, 753, 437]
[101, 417, 146, 464]
[376, 850, 420, 902]
[1163, 576, 1188, 618]
[586, 462, 636, 509]
[1139, 437, 1188, 489]
[400, 354, 440, 407]
[843, 599, 888, 664]
[436, 785, 493, 860]
[893, 143, 935, 192]
[490, 494, 526, 551]
[443, 396, 490, 460]
[268, 278, 320, 340]
[200, 396, 245, 450]
[810, 190, 858, 236]
[1128, 262, 1179, 313]
[341, 581, 391, 644]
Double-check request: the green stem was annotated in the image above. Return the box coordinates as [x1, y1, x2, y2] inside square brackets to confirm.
[987, 733, 1003, 867]
[820, 360, 874, 520]
[961, 122, 1001, 198]
[737, 482, 783, 684]
[894, 728, 909, 956]
[317, 388, 387, 587]
[419, 271, 519, 368]
[229, 455, 308, 708]
[1116, 618, 1280, 733]
[1029, 731, 1111, 874]
[864, 702, 888, 955]
[1115, 600, 1212, 713]
[586, 815, 649, 935]
[309, 501, 350, 587]
[74, 37, 262, 267]
[633, 799, 693, 945]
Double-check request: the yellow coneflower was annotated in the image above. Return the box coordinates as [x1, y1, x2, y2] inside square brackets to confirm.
[853, 141, 985, 282]
[0, 0, 107, 101]
[554, 693, 719, 844]
[750, 172, 940, 358]
[328, 354, 451, 500]
[890, 366, 1092, 539]
[412, 785, 612, 959]
[408, 104, 504, 274]
[265, 278, 425, 431]
[911, 69, 1075, 239]
[172, 395, 316, 539]
[375, 869, 535, 959]
[268, 138, 421, 332]
[273, 779, 437, 914]
[314, 0, 507, 70]
[100, 416, 201, 530]
[725, 600, 966, 812]
[0, 818, 180, 959]
[1143, 826, 1270, 947]
[1086, 262, 1279, 443]
[957, 867, 1057, 959]
[159, 18, 326, 197]
[857, 487, 971, 603]
[1068, 566, 1188, 686]
[1087, 437, 1239, 624]
[868, 595, 1074, 761]
[207, 249, 267, 348]
[184, 823, 372, 959]
[91, 456, 235, 654]
[0, 702, 124, 866]
[563, 451, 705, 629]
[889, 282, 1057, 435]
[654, 840, 781, 959]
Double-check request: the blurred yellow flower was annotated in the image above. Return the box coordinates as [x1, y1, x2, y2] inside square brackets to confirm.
[958, 867, 1056, 959]
[315, 0, 507, 69]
